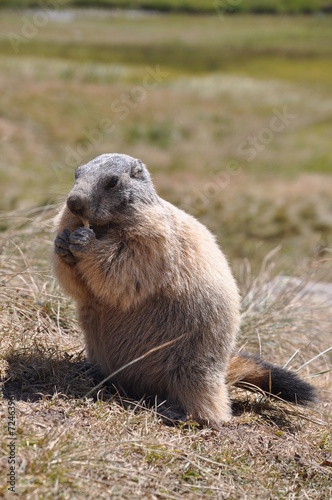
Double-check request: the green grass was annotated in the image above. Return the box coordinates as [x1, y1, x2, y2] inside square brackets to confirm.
[2, 14, 332, 72]
[1, 12, 332, 269]
[1, 0, 332, 13]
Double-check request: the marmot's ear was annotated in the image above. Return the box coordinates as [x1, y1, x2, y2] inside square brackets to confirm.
[130, 159, 143, 179]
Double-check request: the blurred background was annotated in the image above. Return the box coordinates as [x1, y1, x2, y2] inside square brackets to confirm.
[1, 0, 332, 276]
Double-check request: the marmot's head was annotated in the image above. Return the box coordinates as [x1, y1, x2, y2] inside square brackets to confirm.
[66, 154, 157, 227]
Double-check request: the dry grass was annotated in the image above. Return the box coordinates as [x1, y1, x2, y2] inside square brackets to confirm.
[0, 210, 331, 498]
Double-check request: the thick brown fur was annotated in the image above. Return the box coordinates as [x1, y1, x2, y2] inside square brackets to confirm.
[52, 154, 316, 427]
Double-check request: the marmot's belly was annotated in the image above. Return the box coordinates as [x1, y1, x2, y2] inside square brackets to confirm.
[79, 293, 237, 396]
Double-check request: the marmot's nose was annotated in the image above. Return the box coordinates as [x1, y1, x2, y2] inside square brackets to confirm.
[67, 193, 86, 216]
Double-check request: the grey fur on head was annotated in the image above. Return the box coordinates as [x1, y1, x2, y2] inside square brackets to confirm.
[67, 154, 157, 227]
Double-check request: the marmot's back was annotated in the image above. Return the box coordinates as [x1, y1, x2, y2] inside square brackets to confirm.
[159, 199, 241, 314]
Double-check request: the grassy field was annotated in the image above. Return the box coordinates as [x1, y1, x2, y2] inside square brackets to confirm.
[1, 0, 332, 13]
[0, 10, 331, 499]
[1, 12, 332, 270]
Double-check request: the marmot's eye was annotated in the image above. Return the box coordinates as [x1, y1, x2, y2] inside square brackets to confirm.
[106, 176, 118, 189]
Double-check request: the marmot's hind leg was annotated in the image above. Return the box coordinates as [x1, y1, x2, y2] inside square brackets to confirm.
[170, 377, 232, 428]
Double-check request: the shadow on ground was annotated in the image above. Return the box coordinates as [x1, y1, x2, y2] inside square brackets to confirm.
[1, 347, 303, 431]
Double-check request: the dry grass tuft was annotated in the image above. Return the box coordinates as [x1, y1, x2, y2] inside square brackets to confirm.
[239, 249, 332, 368]
[0, 211, 331, 498]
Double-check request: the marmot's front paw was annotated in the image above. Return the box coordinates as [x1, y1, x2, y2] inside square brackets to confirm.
[54, 229, 77, 265]
[69, 228, 95, 257]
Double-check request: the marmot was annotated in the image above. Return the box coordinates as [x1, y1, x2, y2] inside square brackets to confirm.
[52, 153, 316, 427]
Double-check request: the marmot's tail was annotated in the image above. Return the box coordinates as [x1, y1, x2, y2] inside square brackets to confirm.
[226, 352, 317, 405]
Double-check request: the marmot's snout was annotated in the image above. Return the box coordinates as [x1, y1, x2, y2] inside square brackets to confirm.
[67, 193, 87, 217]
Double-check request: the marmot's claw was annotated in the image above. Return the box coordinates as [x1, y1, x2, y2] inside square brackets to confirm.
[70, 227, 95, 244]
[55, 229, 77, 265]
[55, 229, 71, 249]
[69, 227, 95, 255]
